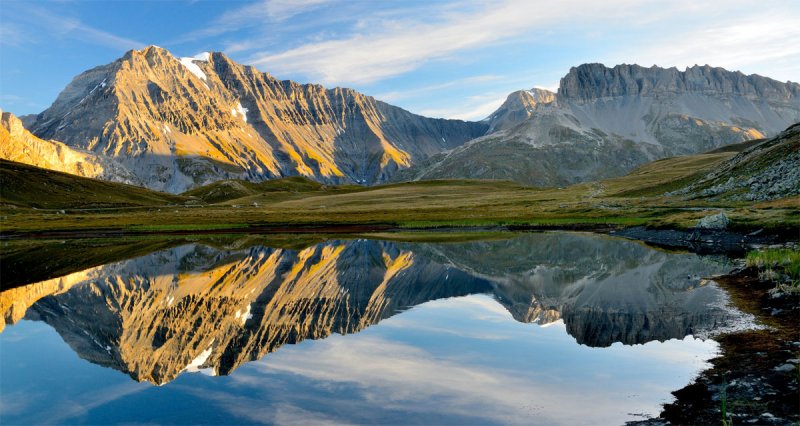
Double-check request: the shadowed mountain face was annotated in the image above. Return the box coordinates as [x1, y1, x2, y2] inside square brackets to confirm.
[2, 233, 741, 384]
[23, 46, 486, 192]
[396, 64, 800, 186]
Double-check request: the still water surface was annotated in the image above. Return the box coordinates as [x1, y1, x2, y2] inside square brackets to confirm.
[0, 232, 754, 424]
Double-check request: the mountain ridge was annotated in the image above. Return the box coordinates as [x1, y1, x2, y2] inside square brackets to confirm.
[399, 63, 800, 186]
[0, 110, 135, 184]
[558, 63, 799, 102]
[23, 46, 486, 192]
[7, 53, 799, 191]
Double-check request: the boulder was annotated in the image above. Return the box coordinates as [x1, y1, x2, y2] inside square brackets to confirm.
[697, 212, 729, 230]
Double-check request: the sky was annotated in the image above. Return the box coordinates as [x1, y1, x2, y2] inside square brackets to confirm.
[1, 0, 799, 120]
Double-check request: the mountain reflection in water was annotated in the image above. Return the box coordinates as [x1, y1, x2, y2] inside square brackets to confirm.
[0, 233, 743, 423]
[1, 233, 742, 388]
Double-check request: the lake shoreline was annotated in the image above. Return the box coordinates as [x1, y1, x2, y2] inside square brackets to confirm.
[1, 222, 794, 245]
[632, 266, 800, 425]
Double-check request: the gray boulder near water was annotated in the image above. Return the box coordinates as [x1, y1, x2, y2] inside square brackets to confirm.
[697, 212, 729, 230]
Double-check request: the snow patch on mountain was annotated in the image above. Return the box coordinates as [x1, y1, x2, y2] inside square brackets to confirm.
[231, 101, 248, 122]
[184, 340, 214, 373]
[179, 57, 207, 81]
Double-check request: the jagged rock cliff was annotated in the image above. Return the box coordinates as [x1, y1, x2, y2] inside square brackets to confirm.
[26, 46, 486, 192]
[558, 63, 799, 102]
[2, 234, 745, 384]
[0, 110, 134, 184]
[397, 64, 800, 187]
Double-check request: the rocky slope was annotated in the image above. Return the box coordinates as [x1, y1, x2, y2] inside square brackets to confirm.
[397, 64, 800, 187]
[0, 110, 134, 184]
[1, 233, 747, 384]
[669, 122, 800, 201]
[25, 46, 486, 192]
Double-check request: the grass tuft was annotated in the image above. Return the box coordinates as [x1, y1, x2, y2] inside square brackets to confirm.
[745, 247, 800, 289]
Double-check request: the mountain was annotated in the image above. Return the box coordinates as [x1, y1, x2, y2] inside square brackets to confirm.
[0, 110, 134, 184]
[484, 88, 556, 133]
[669, 123, 800, 201]
[396, 64, 800, 186]
[2, 234, 742, 384]
[23, 46, 486, 192]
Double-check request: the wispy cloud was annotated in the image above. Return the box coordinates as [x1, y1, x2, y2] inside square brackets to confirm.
[221, 0, 335, 24]
[242, 0, 675, 85]
[9, 5, 143, 51]
[0, 22, 33, 48]
[373, 75, 502, 103]
[170, 0, 338, 45]
[419, 94, 508, 121]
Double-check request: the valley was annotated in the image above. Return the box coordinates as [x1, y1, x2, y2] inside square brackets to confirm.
[1, 24, 798, 426]
[2, 125, 798, 236]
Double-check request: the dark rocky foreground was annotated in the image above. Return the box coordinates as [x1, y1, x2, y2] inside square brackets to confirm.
[630, 266, 800, 425]
[611, 226, 793, 255]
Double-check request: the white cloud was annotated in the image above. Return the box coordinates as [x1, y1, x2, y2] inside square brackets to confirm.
[17, 5, 143, 51]
[240, 327, 716, 424]
[245, 0, 651, 85]
[418, 94, 507, 121]
[220, 0, 334, 24]
[373, 74, 502, 103]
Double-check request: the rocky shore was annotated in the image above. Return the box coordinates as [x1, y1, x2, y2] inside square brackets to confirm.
[631, 266, 799, 425]
[610, 225, 787, 255]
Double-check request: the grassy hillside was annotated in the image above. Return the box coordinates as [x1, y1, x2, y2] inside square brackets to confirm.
[181, 176, 340, 203]
[1, 134, 798, 235]
[0, 159, 188, 209]
[671, 123, 800, 201]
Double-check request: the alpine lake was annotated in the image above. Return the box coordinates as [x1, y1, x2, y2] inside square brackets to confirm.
[0, 231, 760, 425]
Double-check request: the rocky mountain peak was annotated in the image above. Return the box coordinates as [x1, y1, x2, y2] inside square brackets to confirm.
[526, 87, 557, 103]
[558, 63, 800, 102]
[485, 87, 556, 133]
[397, 63, 799, 187]
[22, 46, 486, 192]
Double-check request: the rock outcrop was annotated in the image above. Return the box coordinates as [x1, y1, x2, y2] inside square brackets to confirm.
[396, 64, 800, 187]
[25, 46, 486, 192]
[670, 123, 800, 201]
[558, 63, 799, 103]
[0, 110, 134, 184]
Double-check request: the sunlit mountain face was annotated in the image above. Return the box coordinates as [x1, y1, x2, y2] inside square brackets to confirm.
[1, 233, 749, 386]
[15, 47, 486, 192]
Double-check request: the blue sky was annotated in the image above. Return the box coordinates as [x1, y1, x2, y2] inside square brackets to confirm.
[1, 0, 799, 120]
